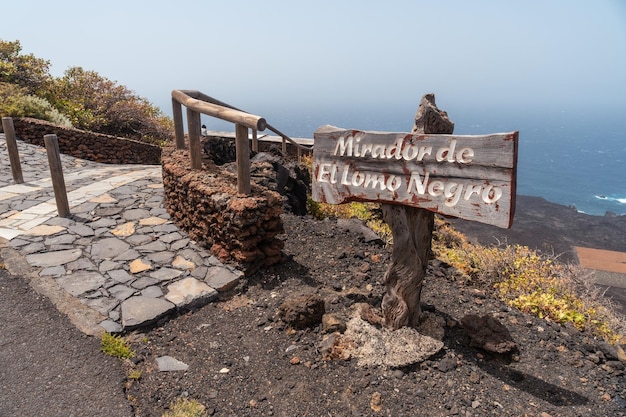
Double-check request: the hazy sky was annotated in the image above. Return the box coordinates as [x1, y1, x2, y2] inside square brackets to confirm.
[3, 0, 626, 134]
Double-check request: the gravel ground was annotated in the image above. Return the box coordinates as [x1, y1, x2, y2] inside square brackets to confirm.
[125, 213, 626, 417]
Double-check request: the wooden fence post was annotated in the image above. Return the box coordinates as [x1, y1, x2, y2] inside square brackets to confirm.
[43, 134, 71, 218]
[172, 98, 185, 149]
[2, 117, 24, 184]
[235, 123, 251, 194]
[252, 129, 258, 152]
[381, 94, 454, 329]
[186, 108, 202, 169]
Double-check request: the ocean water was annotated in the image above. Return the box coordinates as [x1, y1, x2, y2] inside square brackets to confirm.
[511, 115, 626, 216]
[205, 105, 626, 216]
[452, 109, 626, 217]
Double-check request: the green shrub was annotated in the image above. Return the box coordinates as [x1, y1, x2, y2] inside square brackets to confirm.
[163, 398, 207, 417]
[2, 39, 174, 144]
[0, 39, 52, 95]
[0, 82, 72, 126]
[433, 218, 624, 344]
[48, 66, 173, 144]
[307, 199, 392, 244]
[100, 333, 134, 359]
[127, 369, 142, 380]
[307, 198, 626, 344]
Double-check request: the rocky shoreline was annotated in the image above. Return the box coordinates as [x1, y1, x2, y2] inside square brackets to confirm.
[450, 195, 626, 261]
[450, 195, 626, 314]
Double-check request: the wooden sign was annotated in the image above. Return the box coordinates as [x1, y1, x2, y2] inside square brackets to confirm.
[312, 126, 519, 229]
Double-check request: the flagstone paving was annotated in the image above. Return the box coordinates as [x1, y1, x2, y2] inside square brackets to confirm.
[0, 133, 241, 334]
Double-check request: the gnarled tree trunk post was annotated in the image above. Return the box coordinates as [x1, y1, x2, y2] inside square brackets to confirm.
[381, 93, 454, 329]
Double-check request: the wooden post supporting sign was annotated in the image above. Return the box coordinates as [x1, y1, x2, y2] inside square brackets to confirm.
[312, 94, 518, 330]
[380, 95, 454, 329]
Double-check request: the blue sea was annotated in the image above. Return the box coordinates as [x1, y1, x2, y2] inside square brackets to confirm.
[205, 104, 626, 216]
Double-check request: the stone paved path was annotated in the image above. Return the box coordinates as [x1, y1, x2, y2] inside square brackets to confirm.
[0, 134, 241, 334]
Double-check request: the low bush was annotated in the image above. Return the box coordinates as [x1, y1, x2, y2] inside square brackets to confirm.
[100, 333, 135, 359]
[433, 218, 624, 344]
[303, 156, 624, 344]
[308, 199, 392, 244]
[1, 40, 173, 144]
[163, 398, 207, 417]
[0, 82, 72, 127]
[302, 155, 391, 242]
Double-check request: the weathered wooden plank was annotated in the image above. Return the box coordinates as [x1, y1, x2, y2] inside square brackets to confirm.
[313, 128, 517, 168]
[314, 158, 514, 182]
[312, 127, 518, 228]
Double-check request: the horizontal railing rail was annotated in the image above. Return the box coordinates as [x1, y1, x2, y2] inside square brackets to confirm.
[172, 90, 267, 132]
[175, 90, 312, 155]
[171, 90, 312, 195]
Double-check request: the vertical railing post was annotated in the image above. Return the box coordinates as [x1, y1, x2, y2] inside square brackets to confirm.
[172, 97, 185, 149]
[2, 117, 24, 184]
[252, 129, 258, 152]
[281, 136, 287, 155]
[186, 108, 202, 170]
[235, 123, 251, 195]
[43, 134, 71, 218]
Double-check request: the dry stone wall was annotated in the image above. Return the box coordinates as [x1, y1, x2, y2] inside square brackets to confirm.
[10, 117, 161, 165]
[161, 145, 284, 271]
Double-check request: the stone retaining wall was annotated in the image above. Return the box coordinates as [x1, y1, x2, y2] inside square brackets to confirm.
[161, 145, 284, 271]
[6, 117, 285, 270]
[10, 117, 161, 165]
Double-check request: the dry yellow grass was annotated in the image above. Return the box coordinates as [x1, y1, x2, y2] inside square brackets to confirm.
[433, 218, 625, 344]
[304, 182, 625, 344]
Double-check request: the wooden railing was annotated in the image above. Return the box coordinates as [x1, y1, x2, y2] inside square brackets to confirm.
[171, 90, 312, 195]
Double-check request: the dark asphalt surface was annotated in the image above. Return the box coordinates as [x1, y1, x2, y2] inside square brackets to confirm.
[0, 267, 132, 417]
